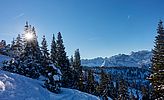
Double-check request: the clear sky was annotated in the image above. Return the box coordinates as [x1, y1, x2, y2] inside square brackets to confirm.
[0, 0, 164, 59]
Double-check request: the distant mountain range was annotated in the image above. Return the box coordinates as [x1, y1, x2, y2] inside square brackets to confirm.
[81, 50, 152, 68]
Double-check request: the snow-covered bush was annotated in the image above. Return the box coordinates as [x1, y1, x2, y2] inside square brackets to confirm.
[44, 64, 61, 93]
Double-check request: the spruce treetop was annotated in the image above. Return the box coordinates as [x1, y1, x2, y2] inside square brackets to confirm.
[157, 20, 164, 32]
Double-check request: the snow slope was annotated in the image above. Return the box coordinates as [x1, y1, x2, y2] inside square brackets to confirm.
[82, 50, 152, 68]
[0, 55, 11, 67]
[0, 70, 100, 100]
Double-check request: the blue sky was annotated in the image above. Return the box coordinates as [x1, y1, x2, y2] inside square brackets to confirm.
[0, 0, 164, 59]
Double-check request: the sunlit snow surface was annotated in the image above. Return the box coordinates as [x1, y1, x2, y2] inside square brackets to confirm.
[0, 70, 100, 100]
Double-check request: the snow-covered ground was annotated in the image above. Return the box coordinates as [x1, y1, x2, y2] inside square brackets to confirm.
[0, 70, 100, 100]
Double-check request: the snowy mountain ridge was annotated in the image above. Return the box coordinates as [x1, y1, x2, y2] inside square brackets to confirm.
[82, 50, 152, 68]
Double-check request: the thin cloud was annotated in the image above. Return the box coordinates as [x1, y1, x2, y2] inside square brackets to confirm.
[13, 13, 25, 19]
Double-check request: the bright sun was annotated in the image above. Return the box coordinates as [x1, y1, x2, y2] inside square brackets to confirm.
[25, 32, 33, 40]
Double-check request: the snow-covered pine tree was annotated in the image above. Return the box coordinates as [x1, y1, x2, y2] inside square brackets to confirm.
[40, 35, 50, 75]
[56, 32, 67, 70]
[0, 40, 8, 55]
[141, 85, 150, 100]
[70, 55, 74, 68]
[114, 80, 119, 99]
[108, 76, 115, 99]
[86, 69, 95, 94]
[117, 79, 129, 100]
[0, 40, 6, 48]
[40, 35, 61, 93]
[1, 40, 6, 46]
[98, 69, 109, 100]
[2, 35, 24, 75]
[73, 49, 81, 72]
[61, 57, 74, 88]
[14, 34, 23, 58]
[7, 38, 15, 56]
[44, 64, 61, 93]
[55, 32, 73, 88]
[2, 58, 18, 73]
[78, 72, 85, 92]
[148, 20, 164, 99]
[10, 38, 16, 53]
[129, 90, 136, 100]
[72, 49, 84, 91]
[20, 24, 41, 79]
[50, 34, 57, 65]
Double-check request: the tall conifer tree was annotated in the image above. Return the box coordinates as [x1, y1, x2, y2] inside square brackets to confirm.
[86, 69, 95, 94]
[117, 79, 129, 100]
[55, 32, 73, 87]
[149, 20, 164, 99]
[98, 69, 109, 100]
[20, 24, 41, 79]
[40, 35, 51, 75]
[50, 34, 57, 64]
[73, 49, 84, 90]
[73, 49, 81, 72]
[56, 32, 67, 71]
[70, 55, 74, 68]
[14, 34, 23, 57]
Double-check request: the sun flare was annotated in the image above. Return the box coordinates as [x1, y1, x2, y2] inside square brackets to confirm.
[25, 32, 33, 40]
